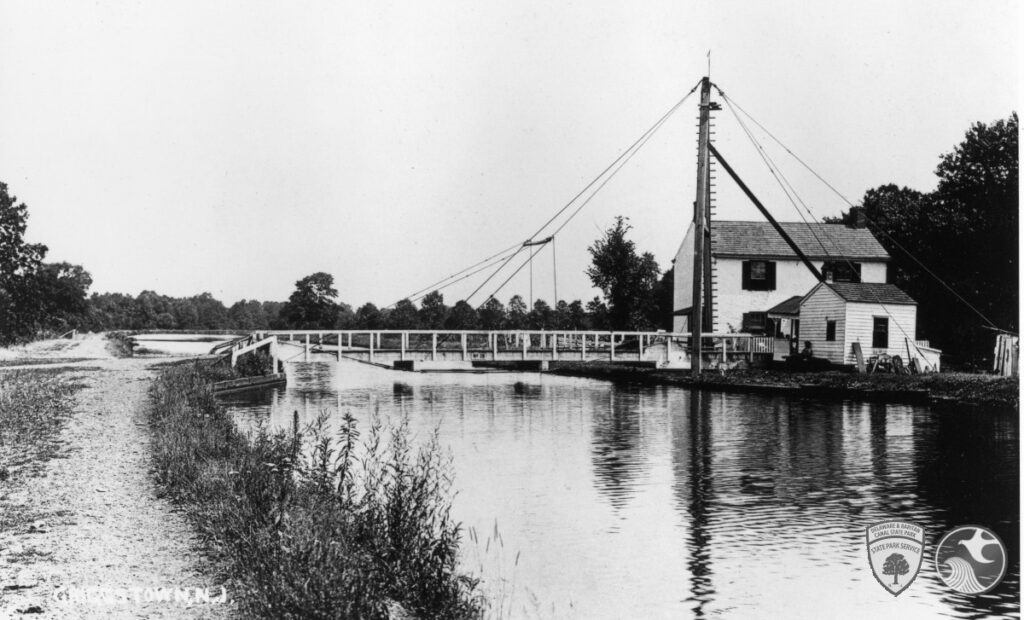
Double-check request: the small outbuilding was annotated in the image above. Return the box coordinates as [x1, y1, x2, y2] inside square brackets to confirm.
[799, 281, 941, 370]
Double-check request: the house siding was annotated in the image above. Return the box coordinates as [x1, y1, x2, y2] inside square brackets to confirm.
[860, 262, 887, 283]
[799, 285, 847, 362]
[672, 225, 695, 332]
[674, 221, 889, 334]
[843, 303, 917, 364]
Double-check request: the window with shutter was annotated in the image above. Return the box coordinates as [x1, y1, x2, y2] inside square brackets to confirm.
[742, 261, 776, 291]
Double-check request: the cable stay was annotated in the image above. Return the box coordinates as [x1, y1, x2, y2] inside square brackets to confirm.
[714, 84, 1001, 331]
[462, 79, 704, 307]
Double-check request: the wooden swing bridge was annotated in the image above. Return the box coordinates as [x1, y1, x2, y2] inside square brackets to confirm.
[215, 329, 774, 372]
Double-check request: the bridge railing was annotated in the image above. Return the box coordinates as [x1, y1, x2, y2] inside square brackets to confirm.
[252, 329, 773, 364]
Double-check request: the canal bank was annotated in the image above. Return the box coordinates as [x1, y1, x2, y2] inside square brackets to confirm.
[547, 362, 1019, 409]
[0, 335, 234, 619]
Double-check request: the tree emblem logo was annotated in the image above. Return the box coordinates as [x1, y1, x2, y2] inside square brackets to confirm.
[934, 525, 1007, 594]
[866, 521, 924, 596]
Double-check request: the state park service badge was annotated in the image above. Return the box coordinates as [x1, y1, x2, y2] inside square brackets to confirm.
[866, 521, 925, 596]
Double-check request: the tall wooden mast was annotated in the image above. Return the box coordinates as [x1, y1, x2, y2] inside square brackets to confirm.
[691, 77, 713, 378]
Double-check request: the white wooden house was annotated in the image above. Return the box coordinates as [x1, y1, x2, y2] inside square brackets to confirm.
[673, 220, 891, 334]
[799, 281, 941, 370]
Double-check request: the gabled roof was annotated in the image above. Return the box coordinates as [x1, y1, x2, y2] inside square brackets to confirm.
[766, 295, 804, 317]
[806, 282, 917, 306]
[711, 221, 889, 260]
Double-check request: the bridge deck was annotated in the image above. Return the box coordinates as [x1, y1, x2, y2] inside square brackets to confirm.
[222, 330, 774, 370]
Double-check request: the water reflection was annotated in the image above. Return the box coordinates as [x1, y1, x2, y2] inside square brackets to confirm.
[220, 361, 1019, 619]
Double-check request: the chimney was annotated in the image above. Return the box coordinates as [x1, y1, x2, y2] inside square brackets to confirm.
[848, 206, 867, 229]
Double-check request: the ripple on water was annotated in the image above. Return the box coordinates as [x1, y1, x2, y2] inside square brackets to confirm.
[219, 361, 1019, 619]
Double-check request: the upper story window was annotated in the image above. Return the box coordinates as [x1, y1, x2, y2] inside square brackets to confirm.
[823, 261, 862, 283]
[742, 260, 776, 291]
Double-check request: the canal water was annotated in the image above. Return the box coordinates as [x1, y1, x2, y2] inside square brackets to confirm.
[220, 360, 1019, 619]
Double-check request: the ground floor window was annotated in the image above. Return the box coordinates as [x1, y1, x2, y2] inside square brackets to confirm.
[872, 316, 889, 348]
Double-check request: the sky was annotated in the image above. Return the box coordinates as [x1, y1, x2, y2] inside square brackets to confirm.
[0, 1, 1019, 309]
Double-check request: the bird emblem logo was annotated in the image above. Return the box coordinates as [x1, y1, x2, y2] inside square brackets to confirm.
[866, 520, 925, 596]
[935, 525, 1007, 594]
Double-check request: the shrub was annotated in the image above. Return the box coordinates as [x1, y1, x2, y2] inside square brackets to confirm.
[148, 361, 484, 619]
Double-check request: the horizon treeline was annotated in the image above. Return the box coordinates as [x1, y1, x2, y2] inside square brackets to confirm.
[1, 112, 1017, 364]
[75, 280, 673, 334]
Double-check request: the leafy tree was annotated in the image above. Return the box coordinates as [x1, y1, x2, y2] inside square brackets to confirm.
[829, 114, 1018, 364]
[229, 299, 269, 330]
[445, 300, 479, 330]
[280, 272, 341, 329]
[0, 182, 49, 342]
[506, 295, 528, 329]
[528, 299, 553, 329]
[478, 297, 506, 330]
[585, 296, 610, 330]
[565, 300, 587, 329]
[355, 302, 383, 328]
[0, 182, 46, 281]
[586, 217, 661, 330]
[882, 553, 910, 585]
[388, 298, 420, 329]
[419, 291, 449, 329]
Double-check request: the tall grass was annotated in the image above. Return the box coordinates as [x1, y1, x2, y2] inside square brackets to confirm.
[0, 368, 82, 474]
[148, 361, 485, 619]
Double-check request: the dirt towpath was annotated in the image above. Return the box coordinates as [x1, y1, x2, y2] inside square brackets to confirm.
[0, 337, 235, 618]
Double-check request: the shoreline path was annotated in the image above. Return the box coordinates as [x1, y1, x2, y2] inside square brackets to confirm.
[0, 334, 235, 618]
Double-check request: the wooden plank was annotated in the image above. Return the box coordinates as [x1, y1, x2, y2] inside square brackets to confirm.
[852, 342, 865, 373]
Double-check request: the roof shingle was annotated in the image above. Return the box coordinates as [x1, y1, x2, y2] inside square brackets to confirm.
[711, 221, 889, 260]
[823, 282, 917, 305]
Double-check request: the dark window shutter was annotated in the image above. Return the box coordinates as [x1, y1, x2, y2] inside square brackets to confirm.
[741, 261, 751, 290]
[767, 261, 777, 290]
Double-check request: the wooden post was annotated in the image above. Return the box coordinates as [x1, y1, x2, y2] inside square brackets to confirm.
[610, 333, 616, 361]
[304, 334, 310, 362]
[401, 332, 407, 361]
[369, 332, 375, 363]
[581, 333, 587, 360]
[522, 332, 528, 360]
[431, 333, 437, 361]
[461, 333, 468, 361]
[691, 76, 712, 378]
[491, 332, 498, 359]
[337, 332, 342, 361]
[553, 332, 558, 360]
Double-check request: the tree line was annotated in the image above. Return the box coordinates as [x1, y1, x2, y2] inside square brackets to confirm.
[1, 112, 1016, 364]
[825, 113, 1017, 365]
[0, 184, 670, 341]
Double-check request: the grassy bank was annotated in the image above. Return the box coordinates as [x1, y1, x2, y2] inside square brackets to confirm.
[0, 368, 85, 536]
[0, 368, 84, 477]
[550, 363, 1019, 409]
[148, 361, 484, 619]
